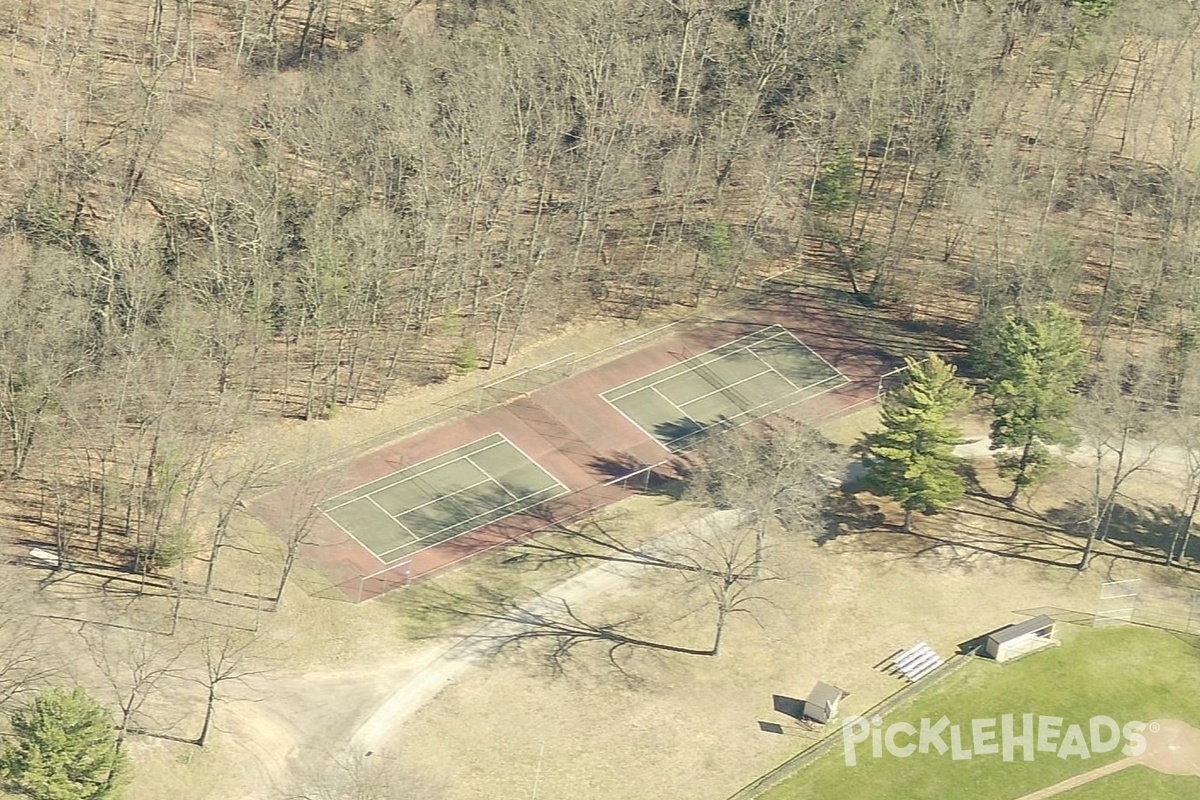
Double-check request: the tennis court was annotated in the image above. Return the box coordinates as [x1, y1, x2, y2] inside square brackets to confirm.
[602, 325, 847, 449]
[318, 433, 569, 563]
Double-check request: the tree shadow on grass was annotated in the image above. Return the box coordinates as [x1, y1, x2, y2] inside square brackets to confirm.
[814, 491, 887, 545]
[1042, 500, 1200, 573]
[403, 583, 722, 683]
[950, 503, 1068, 537]
[818, 470, 1200, 575]
[959, 463, 1055, 527]
[815, 491, 1084, 570]
[895, 523, 1081, 570]
[960, 461, 1004, 503]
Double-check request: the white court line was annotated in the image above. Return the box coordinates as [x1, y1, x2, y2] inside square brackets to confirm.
[612, 360, 846, 450]
[677, 366, 777, 409]
[493, 432, 570, 494]
[669, 372, 848, 447]
[650, 384, 702, 428]
[366, 495, 394, 519]
[320, 503, 412, 566]
[603, 325, 790, 402]
[607, 352, 774, 445]
[746, 347, 804, 393]
[601, 324, 848, 446]
[372, 434, 571, 562]
[318, 432, 522, 563]
[467, 453, 520, 501]
[599, 392, 673, 455]
[322, 441, 501, 513]
[319, 433, 508, 512]
[366, 495, 391, 516]
[762, 325, 846, 383]
[394, 477, 494, 518]
[418, 487, 560, 541]
[604, 326, 796, 404]
[374, 482, 570, 562]
[599, 380, 706, 453]
[393, 516, 418, 540]
[366, 496, 421, 542]
[410, 433, 571, 536]
[318, 510, 380, 562]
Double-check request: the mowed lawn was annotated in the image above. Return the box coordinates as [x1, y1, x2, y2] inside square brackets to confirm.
[1058, 766, 1200, 799]
[758, 626, 1200, 800]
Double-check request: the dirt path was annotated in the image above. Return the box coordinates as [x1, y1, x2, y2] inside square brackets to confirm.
[224, 512, 742, 797]
[215, 432, 1195, 799]
[1012, 719, 1200, 799]
[1012, 758, 1138, 799]
[953, 434, 1192, 472]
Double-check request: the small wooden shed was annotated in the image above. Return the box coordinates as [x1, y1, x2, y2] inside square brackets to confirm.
[804, 682, 848, 725]
[983, 615, 1058, 663]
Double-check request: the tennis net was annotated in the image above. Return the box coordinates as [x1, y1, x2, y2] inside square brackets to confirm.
[683, 348, 756, 415]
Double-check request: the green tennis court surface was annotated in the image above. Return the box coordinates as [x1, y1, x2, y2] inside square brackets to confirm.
[603, 325, 847, 449]
[318, 433, 569, 562]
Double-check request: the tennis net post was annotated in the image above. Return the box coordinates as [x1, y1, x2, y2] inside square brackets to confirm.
[356, 559, 414, 603]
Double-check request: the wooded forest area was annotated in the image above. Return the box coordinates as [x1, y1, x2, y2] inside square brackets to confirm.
[1, 0, 1199, 599]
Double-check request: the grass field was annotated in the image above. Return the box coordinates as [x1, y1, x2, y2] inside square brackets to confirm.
[1058, 765, 1200, 799]
[759, 626, 1200, 800]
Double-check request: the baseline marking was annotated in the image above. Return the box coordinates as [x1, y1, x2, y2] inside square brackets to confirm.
[319, 509, 375, 556]
[607, 349, 848, 449]
[493, 432, 570, 494]
[371, 433, 571, 562]
[320, 501, 414, 565]
[650, 384, 702, 428]
[772, 326, 845, 380]
[374, 483, 570, 562]
[601, 392, 674, 454]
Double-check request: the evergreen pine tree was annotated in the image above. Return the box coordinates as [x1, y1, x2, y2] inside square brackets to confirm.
[988, 304, 1086, 504]
[0, 687, 128, 800]
[862, 355, 974, 531]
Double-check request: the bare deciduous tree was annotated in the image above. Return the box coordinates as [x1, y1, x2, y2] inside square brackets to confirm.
[0, 568, 56, 709]
[193, 629, 268, 747]
[684, 421, 845, 569]
[1076, 361, 1161, 570]
[280, 750, 444, 800]
[85, 628, 189, 750]
[1167, 411, 1200, 567]
[446, 511, 776, 668]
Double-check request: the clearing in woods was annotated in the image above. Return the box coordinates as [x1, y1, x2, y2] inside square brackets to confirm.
[249, 287, 893, 601]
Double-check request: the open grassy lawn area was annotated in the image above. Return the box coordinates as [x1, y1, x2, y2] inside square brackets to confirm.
[1058, 766, 1200, 799]
[760, 626, 1200, 800]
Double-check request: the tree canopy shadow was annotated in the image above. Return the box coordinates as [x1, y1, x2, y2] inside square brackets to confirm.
[407, 584, 722, 680]
[1042, 499, 1200, 570]
[655, 418, 710, 450]
[815, 491, 887, 545]
[883, 524, 1080, 569]
[815, 490, 1084, 570]
[959, 461, 999, 502]
[586, 454, 686, 499]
